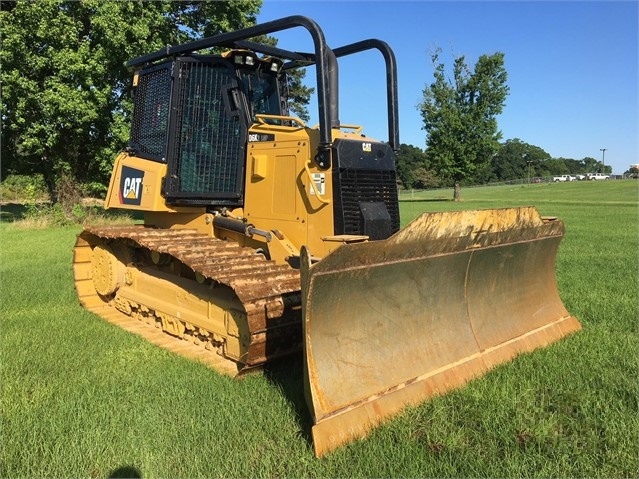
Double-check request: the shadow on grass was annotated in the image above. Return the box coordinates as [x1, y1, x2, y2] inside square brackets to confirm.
[0, 203, 28, 222]
[108, 465, 142, 478]
[263, 353, 314, 447]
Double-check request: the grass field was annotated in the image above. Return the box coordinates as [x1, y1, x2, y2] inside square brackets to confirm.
[1, 180, 637, 477]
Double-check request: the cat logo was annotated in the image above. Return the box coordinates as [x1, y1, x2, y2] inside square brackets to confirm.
[119, 166, 145, 205]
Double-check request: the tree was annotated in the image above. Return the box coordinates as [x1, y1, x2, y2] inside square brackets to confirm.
[283, 71, 314, 123]
[394, 144, 442, 190]
[411, 166, 441, 190]
[583, 158, 609, 175]
[624, 166, 638, 179]
[539, 158, 570, 177]
[1, 0, 261, 199]
[578, 156, 610, 175]
[563, 158, 583, 175]
[419, 49, 509, 200]
[395, 143, 430, 189]
[490, 138, 551, 182]
[394, 143, 441, 190]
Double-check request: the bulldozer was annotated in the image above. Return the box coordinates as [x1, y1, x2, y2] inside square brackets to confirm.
[73, 15, 581, 457]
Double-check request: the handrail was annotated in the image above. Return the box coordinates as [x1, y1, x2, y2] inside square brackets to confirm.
[255, 114, 306, 128]
[338, 124, 364, 135]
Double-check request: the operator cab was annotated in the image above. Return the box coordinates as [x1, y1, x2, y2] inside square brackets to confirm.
[128, 50, 285, 207]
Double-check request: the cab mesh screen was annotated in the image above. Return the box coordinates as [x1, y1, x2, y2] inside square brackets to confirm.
[130, 66, 171, 160]
[172, 62, 242, 195]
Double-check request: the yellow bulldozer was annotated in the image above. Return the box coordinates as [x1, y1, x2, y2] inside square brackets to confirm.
[73, 15, 581, 456]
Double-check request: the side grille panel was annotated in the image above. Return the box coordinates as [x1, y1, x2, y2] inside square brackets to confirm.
[332, 139, 400, 238]
[333, 167, 400, 237]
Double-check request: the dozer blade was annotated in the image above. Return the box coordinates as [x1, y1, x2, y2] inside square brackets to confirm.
[300, 206, 581, 457]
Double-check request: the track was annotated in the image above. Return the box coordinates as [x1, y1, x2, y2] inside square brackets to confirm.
[73, 225, 303, 376]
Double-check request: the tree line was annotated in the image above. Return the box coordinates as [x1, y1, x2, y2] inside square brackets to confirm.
[395, 139, 612, 191]
[1, 0, 311, 200]
[1, 1, 260, 197]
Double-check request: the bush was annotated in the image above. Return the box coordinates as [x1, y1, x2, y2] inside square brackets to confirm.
[3, 173, 132, 227]
[83, 181, 108, 199]
[0, 174, 49, 203]
[54, 172, 83, 219]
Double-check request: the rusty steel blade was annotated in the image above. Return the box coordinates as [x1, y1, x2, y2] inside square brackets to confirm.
[300, 207, 581, 457]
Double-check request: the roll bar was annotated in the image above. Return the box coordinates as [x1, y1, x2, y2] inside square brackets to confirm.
[126, 15, 399, 161]
[333, 39, 399, 152]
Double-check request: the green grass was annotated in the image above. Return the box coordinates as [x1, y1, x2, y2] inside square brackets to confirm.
[1, 180, 637, 477]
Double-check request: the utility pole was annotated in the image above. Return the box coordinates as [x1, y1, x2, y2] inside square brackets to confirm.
[600, 148, 607, 172]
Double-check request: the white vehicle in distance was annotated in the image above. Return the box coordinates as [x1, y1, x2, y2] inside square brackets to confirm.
[553, 174, 576, 182]
[586, 172, 611, 180]
[574, 174, 587, 181]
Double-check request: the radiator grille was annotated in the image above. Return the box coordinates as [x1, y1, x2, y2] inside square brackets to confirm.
[334, 168, 400, 235]
[130, 66, 171, 160]
[171, 61, 243, 196]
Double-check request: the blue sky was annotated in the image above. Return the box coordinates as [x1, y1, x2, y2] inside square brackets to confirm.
[257, 1, 637, 174]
